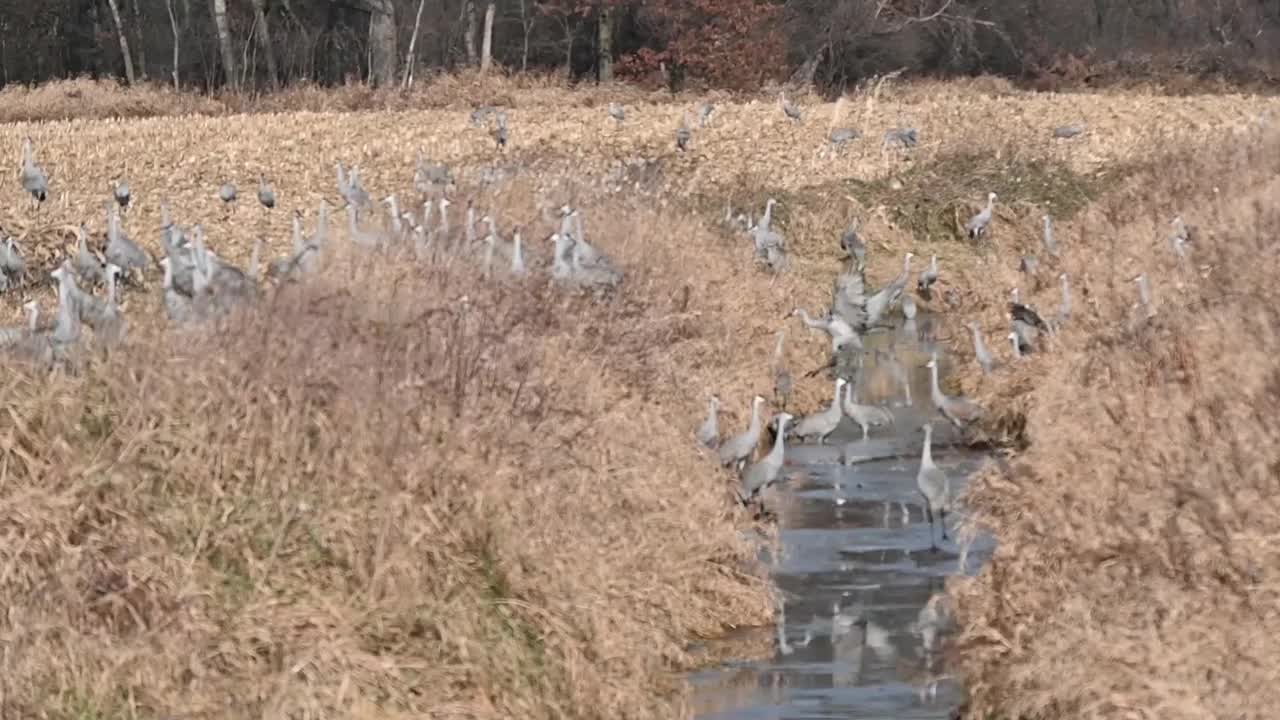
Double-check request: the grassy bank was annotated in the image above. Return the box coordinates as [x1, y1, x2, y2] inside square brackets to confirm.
[949, 123, 1280, 717]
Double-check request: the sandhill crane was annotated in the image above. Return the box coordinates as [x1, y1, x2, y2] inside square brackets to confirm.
[791, 378, 847, 445]
[917, 424, 950, 550]
[917, 254, 939, 294]
[675, 114, 692, 152]
[741, 412, 793, 501]
[492, 111, 509, 149]
[257, 175, 276, 210]
[840, 219, 866, 267]
[1053, 124, 1086, 138]
[113, 179, 130, 211]
[20, 137, 48, 211]
[510, 227, 527, 276]
[865, 253, 914, 326]
[772, 329, 793, 410]
[718, 396, 766, 472]
[0, 237, 26, 289]
[841, 382, 894, 441]
[696, 395, 720, 449]
[698, 101, 715, 127]
[76, 225, 107, 283]
[1042, 214, 1059, 256]
[106, 205, 148, 279]
[1056, 273, 1071, 327]
[828, 127, 859, 150]
[1169, 216, 1192, 260]
[0, 300, 39, 349]
[883, 127, 919, 148]
[1010, 287, 1049, 354]
[608, 102, 626, 123]
[779, 93, 802, 123]
[965, 192, 997, 239]
[926, 353, 984, 430]
[160, 257, 194, 325]
[792, 307, 859, 351]
[966, 322, 996, 375]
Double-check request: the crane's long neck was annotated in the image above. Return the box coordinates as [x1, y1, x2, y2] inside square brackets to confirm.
[316, 202, 329, 246]
[1061, 277, 1071, 309]
[986, 195, 995, 212]
[249, 240, 261, 282]
[971, 326, 987, 355]
[54, 272, 80, 342]
[798, 310, 822, 330]
[162, 260, 173, 290]
[747, 401, 761, 436]
[574, 212, 585, 242]
[26, 305, 38, 332]
[559, 213, 573, 237]
[773, 331, 786, 365]
[292, 216, 304, 253]
[922, 428, 934, 467]
[512, 232, 524, 272]
[770, 417, 788, 456]
[830, 382, 843, 410]
[1011, 333, 1023, 358]
[106, 268, 118, 304]
[929, 362, 945, 405]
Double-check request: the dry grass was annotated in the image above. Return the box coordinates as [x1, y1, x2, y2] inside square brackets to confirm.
[2, 77, 1279, 718]
[0, 197, 808, 717]
[949, 122, 1280, 718]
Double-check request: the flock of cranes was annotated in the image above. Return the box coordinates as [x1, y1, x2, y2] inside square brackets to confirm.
[692, 172, 1186, 552]
[0, 135, 629, 370]
[0, 99, 1172, 552]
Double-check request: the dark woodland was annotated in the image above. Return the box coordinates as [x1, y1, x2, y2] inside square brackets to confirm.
[1, 0, 1278, 93]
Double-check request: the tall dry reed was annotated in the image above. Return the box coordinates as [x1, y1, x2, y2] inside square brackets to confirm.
[950, 124, 1280, 719]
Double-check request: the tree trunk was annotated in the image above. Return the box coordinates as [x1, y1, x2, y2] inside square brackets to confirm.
[519, 0, 533, 71]
[402, 0, 429, 88]
[131, 0, 148, 79]
[250, 0, 280, 89]
[597, 4, 612, 82]
[105, 0, 136, 85]
[166, 0, 180, 88]
[211, 0, 238, 89]
[464, 1, 478, 66]
[363, 0, 397, 87]
[480, 3, 496, 73]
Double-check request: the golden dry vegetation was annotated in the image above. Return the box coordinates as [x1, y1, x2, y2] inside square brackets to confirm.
[950, 122, 1280, 718]
[0, 75, 1277, 719]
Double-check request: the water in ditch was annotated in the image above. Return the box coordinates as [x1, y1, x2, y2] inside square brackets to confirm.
[690, 316, 996, 720]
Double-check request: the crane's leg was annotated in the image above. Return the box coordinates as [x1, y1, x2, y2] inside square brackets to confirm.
[939, 508, 949, 541]
[925, 504, 937, 551]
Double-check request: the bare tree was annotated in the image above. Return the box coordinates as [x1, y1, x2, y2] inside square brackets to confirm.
[464, 0, 478, 66]
[131, 0, 148, 79]
[250, 0, 280, 89]
[597, 3, 612, 81]
[104, 0, 137, 84]
[480, 2, 496, 73]
[166, 0, 180, 88]
[357, 0, 398, 86]
[518, 0, 536, 71]
[211, 0, 238, 89]
[402, 0, 430, 88]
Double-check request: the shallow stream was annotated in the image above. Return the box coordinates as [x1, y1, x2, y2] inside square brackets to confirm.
[690, 319, 995, 720]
